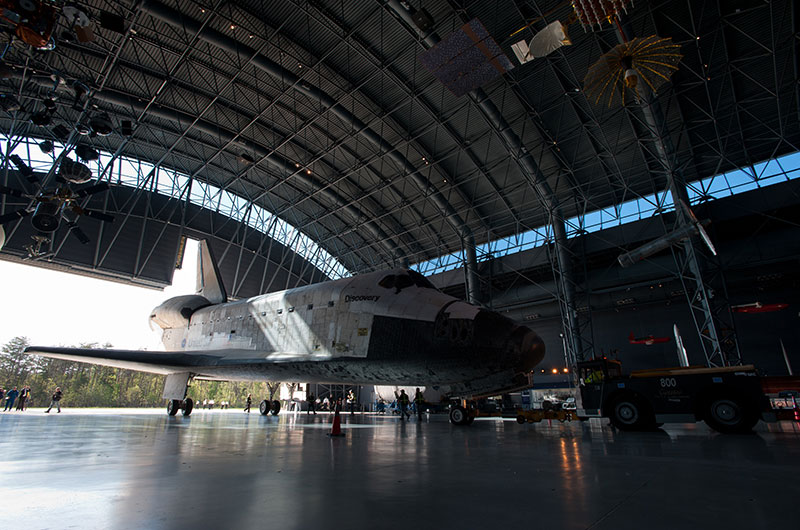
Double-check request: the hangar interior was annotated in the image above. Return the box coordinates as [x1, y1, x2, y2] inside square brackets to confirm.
[2, 2, 800, 529]
[1, 0, 799, 381]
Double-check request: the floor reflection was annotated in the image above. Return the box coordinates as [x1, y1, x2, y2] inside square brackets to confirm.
[0, 410, 798, 529]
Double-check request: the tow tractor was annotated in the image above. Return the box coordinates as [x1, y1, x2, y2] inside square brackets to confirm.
[449, 358, 799, 433]
[574, 357, 800, 433]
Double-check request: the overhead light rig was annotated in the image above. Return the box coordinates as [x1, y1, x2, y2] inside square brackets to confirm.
[0, 2, 134, 160]
[0, 155, 114, 247]
[0, 1, 127, 50]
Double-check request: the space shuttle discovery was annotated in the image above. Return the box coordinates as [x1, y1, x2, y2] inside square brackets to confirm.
[26, 240, 545, 415]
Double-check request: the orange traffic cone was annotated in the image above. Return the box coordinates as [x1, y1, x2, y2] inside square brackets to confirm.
[328, 405, 345, 437]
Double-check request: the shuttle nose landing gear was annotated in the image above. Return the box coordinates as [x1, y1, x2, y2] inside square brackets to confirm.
[259, 399, 281, 415]
[167, 398, 194, 417]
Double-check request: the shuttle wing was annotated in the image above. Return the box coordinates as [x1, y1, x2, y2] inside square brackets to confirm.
[25, 346, 236, 375]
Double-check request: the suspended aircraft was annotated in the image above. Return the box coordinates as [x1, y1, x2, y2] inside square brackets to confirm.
[26, 240, 545, 420]
[628, 332, 671, 346]
[731, 302, 788, 314]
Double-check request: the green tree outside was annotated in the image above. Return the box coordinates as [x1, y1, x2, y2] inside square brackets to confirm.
[1, 337, 277, 409]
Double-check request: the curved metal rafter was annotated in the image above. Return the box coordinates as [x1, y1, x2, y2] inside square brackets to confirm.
[139, 0, 483, 301]
[0, 0, 796, 307]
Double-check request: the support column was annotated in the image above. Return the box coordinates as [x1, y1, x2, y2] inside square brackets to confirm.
[385, 0, 592, 361]
[625, 36, 741, 366]
[464, 234, 479, 305]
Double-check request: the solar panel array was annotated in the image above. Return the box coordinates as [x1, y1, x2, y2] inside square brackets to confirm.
[419, 18, 514, 97]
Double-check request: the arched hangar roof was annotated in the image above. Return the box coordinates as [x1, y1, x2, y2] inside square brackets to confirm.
[0, 0, 798, 294]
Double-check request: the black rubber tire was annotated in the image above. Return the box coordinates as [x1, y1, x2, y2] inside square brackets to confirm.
[516, 415, 526, 424]
[259, 399, 270, 415]
[270, 400, 281, 415]
[182, 398, 194, 417]
[449, 405, 469, 425]
[704, 394, 758, 434]
[167, 399, 181, 416]
[542, 400, 553, 411]
[608, 394, 653, 431]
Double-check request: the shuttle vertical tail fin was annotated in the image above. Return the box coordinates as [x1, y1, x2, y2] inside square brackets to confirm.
[196, 239, 227, 304]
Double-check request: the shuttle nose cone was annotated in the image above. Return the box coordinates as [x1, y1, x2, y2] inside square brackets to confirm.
[509, 326, 545, 372]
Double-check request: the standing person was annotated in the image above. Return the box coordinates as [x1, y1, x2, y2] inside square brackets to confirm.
[44, 387, 62, 413]
[0, 387, 5, 408]
[396, 389, 411, 421]
[307, 392, 317, 415]
[16, 385, 30, 411]
[347, 389, 356, 415]
[4, 386, 18, 411]
[414, 388, 425, 421]
[244, 393, 252, 413]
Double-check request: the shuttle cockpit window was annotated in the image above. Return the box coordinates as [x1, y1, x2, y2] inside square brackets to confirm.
[395, 274, 414, 290]
[408, 270, 437, 290]
[378, 275, 396, 290]
[379, 271, 439, 293]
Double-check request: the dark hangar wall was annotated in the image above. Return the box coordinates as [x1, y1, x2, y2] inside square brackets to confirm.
[431, 180, 800, 383]
[0, 175, 328, 296]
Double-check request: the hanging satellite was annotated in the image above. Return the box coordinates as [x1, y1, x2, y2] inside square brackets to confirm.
[418, 18, 514, 97]
[62, 3, 94, 42]
[617, 200, 716, 268]
[572, 0, 633, 31]
[0, 0, 58, 49]
[584, 35, 682, 107]
[511, 20, 572, 64]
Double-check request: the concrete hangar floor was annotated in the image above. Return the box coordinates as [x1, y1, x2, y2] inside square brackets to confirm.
[1, 410, 798, 530]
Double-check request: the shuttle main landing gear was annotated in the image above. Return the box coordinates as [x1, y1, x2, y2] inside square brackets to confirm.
[164, 373, 194, 417]
[167, 398, 194, 417]
[259, 399, 281, 416]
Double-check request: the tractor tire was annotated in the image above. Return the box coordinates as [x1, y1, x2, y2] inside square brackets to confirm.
[704, 393, 758, 434]
[449, 405, 469, 425]
[608, 394, 655, 431]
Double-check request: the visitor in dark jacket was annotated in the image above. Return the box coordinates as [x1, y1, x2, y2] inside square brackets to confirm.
[16, 385, 30, 411]
[45, 387, 62, 413]
[3, 387, 18, 411]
